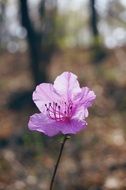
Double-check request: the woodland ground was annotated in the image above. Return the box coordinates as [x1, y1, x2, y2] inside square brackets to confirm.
[0, 48, 126, 190]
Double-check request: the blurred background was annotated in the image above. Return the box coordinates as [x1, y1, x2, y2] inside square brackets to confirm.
[0, 0, 126, 189]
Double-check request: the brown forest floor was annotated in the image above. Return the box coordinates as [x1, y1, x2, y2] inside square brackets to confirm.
[0, 48, 126, 190]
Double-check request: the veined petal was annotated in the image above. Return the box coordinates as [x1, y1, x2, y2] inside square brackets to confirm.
[72, 106, 89, 120]
[53, 72, 81, 101]
[28, 113, 60, 137]
[74, 87, 96, 108]
[33, 83, 60, 112]
[59, 119, 87, 134]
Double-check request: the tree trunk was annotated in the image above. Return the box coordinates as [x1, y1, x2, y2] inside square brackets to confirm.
[90, 0, 99, 38]
[89, 0, 107, 63]
[19, 0, 47, 85]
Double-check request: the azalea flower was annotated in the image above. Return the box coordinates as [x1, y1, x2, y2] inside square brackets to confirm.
[28, 72, 96, 136]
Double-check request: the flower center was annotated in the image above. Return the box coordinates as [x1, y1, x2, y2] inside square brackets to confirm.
[45, 102, 73, 121]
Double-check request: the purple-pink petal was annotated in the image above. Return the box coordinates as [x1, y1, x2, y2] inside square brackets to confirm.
[28, 113, 60, 137]
[59, 119, 87, 135]
[28, 113, 87, 136]
[72, 106, 89, 119]
[74, 87, 96, 108]
[53, 72, 81, 101]
[33, 83, 60, 112]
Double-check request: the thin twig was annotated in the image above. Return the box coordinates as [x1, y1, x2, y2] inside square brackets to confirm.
[49, 135, 70, 190]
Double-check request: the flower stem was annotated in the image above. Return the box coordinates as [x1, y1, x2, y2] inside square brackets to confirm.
[49, 135, 70, 190]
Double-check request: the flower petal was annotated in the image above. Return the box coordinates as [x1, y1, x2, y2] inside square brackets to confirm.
[33, 83, 60, 112]
[28, 113, 60, 137]
[54, 72, 81, 101]
[72, 106, 89, 120]
[74, 87, 96, 108]
[59, 119, 87, 134]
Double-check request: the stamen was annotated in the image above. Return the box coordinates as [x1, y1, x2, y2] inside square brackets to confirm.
[70, 106, 72, 110]
[45, 101, 73, 121]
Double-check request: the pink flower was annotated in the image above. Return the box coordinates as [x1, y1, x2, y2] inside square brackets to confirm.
[28, 72, 96, 137]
